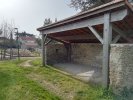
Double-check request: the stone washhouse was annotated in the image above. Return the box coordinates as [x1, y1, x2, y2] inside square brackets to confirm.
[37, 0, 133, 93]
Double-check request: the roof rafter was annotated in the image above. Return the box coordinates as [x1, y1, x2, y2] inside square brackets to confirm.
[112, 24, 133, 43]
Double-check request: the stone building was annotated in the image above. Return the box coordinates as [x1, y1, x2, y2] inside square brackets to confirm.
[19, 36, 38, 50]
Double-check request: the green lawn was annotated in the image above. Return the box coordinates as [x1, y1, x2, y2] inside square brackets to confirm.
[0, 60, 60, 100]
[0, 58, 125, 100]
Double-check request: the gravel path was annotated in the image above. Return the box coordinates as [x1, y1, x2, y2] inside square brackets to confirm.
[19, 59, 32, 67]
[20, 57, 40, 67]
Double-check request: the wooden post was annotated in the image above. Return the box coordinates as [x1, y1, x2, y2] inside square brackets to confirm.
[42, 34, 47, 66]
[42, 34, 45, 66]
[102, 13, 112, 89]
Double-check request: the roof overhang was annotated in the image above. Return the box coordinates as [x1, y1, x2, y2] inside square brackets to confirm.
[37, 0, 132, 32]
[37, 0, 133, 43]
[39, 9, 128, 34]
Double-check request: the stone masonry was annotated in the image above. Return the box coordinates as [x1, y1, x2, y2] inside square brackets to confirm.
[71, 43, 103, 68]
[47, 44, 67, 64]
[47, 43, 103, 68]
[47, 43, 133, 93]
[110, 44, 133, 93]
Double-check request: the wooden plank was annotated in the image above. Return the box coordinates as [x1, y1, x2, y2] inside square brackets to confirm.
[112, 35, 121, 43]
[41, 9, 127, 34]
[112, 24, 133, 43]
[88, 26, 103, 44]
[102, 13, 112, 89]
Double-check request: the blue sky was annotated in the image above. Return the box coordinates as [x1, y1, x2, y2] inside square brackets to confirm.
[0, 0, 78, 36]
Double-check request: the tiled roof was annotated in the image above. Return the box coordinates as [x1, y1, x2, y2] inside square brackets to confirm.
[20, 36, 36, 41]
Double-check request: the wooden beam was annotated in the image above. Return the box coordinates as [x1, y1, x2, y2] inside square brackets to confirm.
[44, 34, 48, 43]
[112, 35, 121, 44]
[38, 1, 125, 31]
[88, 26, 103, 44]
[112, 24, 133, 43]
[125, 0, 133, 12]
[41, 9, 127, 34]
[45, 39, 52, 46]
[102, 13, 112, 89]
[48, 36, 70, 44]
[55, 35, 96, 41]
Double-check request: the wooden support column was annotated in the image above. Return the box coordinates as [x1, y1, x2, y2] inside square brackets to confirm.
[42, 34, 47, 66]
[42, 34, 45, 66]
[102, 13, 112, 89]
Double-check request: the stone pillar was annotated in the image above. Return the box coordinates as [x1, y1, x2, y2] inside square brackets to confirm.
[110, 44, 133, 94]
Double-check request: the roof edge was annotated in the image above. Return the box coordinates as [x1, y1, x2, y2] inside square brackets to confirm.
[37, 0, 125, 32]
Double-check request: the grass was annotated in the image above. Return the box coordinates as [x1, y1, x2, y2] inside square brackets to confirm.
[29, 58, 116, 100]
[0, 60, 60, 100]
[0, 58, 129, 100]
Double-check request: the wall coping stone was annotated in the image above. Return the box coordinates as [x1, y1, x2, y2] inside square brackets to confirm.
[111, 44, 133, 47]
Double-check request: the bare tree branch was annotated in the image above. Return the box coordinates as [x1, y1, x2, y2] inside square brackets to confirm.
[70, 0, 112, 11]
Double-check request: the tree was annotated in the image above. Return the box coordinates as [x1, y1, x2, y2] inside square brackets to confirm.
[43, 18, 52, 26]
[70, 0, 112, 11]
[0, 29, 2, 35]
[0, 20, 15, 60]
[55, 18, 58, 23]
[15, 31, 34, 38]
[42, 18, 59, 45]
[36, 37, 41, 47]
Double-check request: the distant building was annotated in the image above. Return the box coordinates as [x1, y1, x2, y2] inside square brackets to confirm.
[19, 36, 38, 50]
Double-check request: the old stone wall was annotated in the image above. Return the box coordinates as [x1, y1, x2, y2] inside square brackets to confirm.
[47, 43, 103, 67]
[47, 44, 67, 64]
[71, 43, 103, 68]
[110, 44, 133, 93]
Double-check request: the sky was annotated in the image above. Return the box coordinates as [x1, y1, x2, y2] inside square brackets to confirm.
[0, 0, 78, 36]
